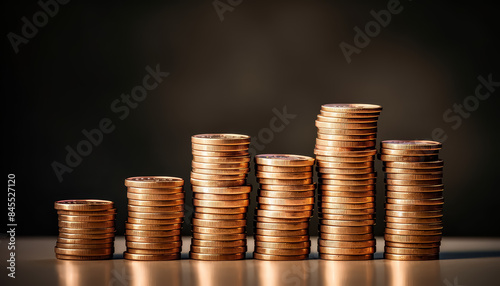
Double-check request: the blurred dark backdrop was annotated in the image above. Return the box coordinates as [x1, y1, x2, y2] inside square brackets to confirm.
[2, 0, 499, 236]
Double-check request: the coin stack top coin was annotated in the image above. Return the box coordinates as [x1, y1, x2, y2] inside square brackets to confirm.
[124, 176, 185, 261]
[314, 103, 382, 260]
[54, 199, 116, 260]
[253, 154, 315, 261]
[189, 134, 251, 261]
[380, 140, 444, 261]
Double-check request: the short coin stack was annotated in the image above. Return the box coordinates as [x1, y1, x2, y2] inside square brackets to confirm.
[380, 140, 444, 261]
[254, 154, 315, 261]
[314, 103, 382, 260]
[54, 199, 116, 260]
[124, 176, 185, 261]
[189, 134, 251, 261]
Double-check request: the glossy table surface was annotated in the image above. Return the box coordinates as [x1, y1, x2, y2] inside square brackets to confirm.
[1, 237, 499, 286]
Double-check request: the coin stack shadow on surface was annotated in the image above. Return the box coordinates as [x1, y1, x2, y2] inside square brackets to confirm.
[253, 154, 315, 261]
[54, 199, 116, 260]
[313, 103, 382, 260]
[124, 176, 185, 261]
[189, 134, 251, 261]
[380, 140, 444, 260]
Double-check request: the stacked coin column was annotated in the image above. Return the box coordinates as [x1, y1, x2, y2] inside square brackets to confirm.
[124, 176, 185, 261]
[314, 103, 382, 260]
[253, 154, 315, 261]
[380, 140, 444, 261]
[189, 134, 251, 261]
[54, 199, 116, 260]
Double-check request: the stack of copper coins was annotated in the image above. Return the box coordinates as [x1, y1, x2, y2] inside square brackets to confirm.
[380, 140, 444, 261]
[253, 154, 315, 261]
[124, 176, 185, 261]
[314, 103, 382, 260]
[54, 199, 116, 260]
[189, 134, 251, 261]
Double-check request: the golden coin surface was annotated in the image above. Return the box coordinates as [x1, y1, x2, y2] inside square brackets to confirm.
[58, 214, 115, 222]
[190, 246, 247, 254]
[191, 134, 251, 145]
[125, 229, 181, 237]
[385, 210, 443, 218]
[127, 211, 184, 219]
[190, 178, 246, 187]
[191, 143, 249, 151]
[128, 205, 184, 213]
[194, 193, 249, 201]
[125, 176, 184, 188]
[255, 247, 310, 256]
[54, 200, 114, 211]
[257, 165, 313, 173]
[256, 209, 312, 219]
[256, 171, 312, 179]
[255, 229, 309, 236]
[126, 187, 184, 194]
[192, 156, 251, 164]
[255, 222, 309, 230]
[385, 222, 443, 230]
[125, 235, 181, 243]
[255, 154, 315, 166]
[127, 192, 185, 200]
[126, 241, 182, 249]
[259, 190, 314, 198]
[194, 207, 247, 214]
[258, 197, 314, 206]
[384, 253, 439, 260]
[125, 223, 181, 231]
[192, 185, 252, 194]
[189, 252, 245, 260]
[381, 140, 442, 150]
[318, 239, 375, 248]
[55, 243, 113, 249]
[319, 196, 374, 204]
[194, 213, 246, 220]
[192, 218, 247, 228]
[384, 234, 442, 243]
[254, 235, 310, 243]
[128, 199, 184, 207]
[321, 103, 382, 113]
[192, 167, 249, 175]
[192, 161, 249, 169]
[319, 254, 373, 261]
[384, 246, 439, 256]
[191, 239, 246, 247]
[123, 252, 180, 261]
[319, 233, 374, 241]
[54, 247, 113, 256]
[193, 199, 249, 208]
[320, 219, 375, 227]
[192, 233, 246, 241]
[255, 241, 311, 249]
[260, 184, 316, 191]
[320, 225, 373, 234]
[259, 204, 313, 211]
[253, 253, 308, 260]
[318, 246, 375, 255]
[55, 254, 112, 260]
[192, 226, 245, 234]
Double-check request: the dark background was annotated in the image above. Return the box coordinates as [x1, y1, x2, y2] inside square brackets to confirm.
[2, 0, 499, 237]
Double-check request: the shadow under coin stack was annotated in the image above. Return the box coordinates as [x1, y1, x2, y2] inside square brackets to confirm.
[189, 134, 251, 261]
[380, 140, 444, 261]
[254, 154, 315, 261]
[314, 103, 382, 260]
[54, 199, 116, 260]
[124, 176, 185, 261]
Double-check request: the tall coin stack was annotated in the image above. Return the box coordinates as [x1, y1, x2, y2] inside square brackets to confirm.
[254, 154, 315, 261]
[124, 176, 185, 261]
[380, 140, 444, 261]
[189, 134, 251, 261]
[54, 199, 116, 260]
[314, 103, 382, 260]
